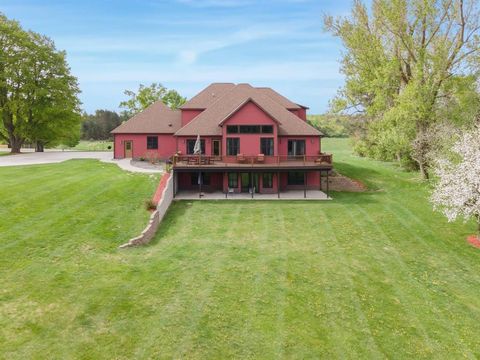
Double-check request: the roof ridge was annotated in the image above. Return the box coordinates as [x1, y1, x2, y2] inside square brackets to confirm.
[174, 84, 242, 135]
[256, 87, 302, 109]
[180, 83, 237, 109]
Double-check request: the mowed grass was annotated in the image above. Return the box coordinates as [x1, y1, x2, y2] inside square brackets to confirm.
[56, 140, 113, 151]
[1, 139, 480, 359]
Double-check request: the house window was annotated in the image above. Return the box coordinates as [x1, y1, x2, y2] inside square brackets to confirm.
[226, 125, 273, 134]
[288, 140, 305, 156]
[226, 125, 239, 134]
[261, 125, 273, 134]
[226, 138, 240, 155]
[262, 173, 273, 188]
[239, 125, 261, 134]
[186, 139, 205, 154]
[260, 138, 274, 155]
[228, 173, 238, 188]
[191, 172, 210, 185]
[147, 136, 158, 149]
[287, 171, 305, 185]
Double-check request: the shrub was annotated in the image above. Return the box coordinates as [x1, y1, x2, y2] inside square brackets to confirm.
[145, 199, 157, 211]
[146, 151, 159, 164]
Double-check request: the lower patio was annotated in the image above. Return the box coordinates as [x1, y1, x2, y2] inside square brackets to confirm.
[173, 189, 331, 200]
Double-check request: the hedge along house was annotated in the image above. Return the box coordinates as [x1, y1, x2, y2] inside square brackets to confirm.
[112, 83, 333, 198]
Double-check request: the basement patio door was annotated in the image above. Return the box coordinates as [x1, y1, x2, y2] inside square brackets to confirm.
[240, 173, 259, 193]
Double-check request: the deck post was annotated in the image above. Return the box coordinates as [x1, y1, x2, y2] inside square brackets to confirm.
[198, 170, 202, 198]
[304, 171, 307, 198]
[277, 172, 280, 198]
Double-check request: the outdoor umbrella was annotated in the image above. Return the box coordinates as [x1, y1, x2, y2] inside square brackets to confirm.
[194, 135, 203, 196]
[193, 134, 202, 155]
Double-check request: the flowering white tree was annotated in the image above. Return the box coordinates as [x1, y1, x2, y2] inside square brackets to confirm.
[431, 127, 480, 238]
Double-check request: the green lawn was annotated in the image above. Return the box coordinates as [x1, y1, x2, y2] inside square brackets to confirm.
[1, 139, 480, 358]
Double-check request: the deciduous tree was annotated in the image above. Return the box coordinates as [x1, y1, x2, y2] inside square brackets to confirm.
[0, 14, 81, 153]
[119, 83, 186, 118]
[431, 126, 480, 238]
[325, 0, 480, 178]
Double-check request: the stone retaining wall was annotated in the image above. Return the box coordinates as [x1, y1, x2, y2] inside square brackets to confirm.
[322, 173, 366, 192]
[119, 173, 173, 248]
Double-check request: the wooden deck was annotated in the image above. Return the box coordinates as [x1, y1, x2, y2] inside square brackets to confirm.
[172, 154, 333, 172]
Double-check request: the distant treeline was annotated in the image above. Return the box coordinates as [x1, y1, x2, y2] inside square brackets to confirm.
[307, 114, 364, 138]
[81, 111, 360, 141]
[81, 110, 127, 140]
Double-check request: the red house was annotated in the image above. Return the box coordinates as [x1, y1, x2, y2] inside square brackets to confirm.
[112, 83, 333, 197]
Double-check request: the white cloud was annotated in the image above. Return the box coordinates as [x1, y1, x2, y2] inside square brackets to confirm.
[59, 20, 319, 67]
[178, 50, 198, 65]
[74, 60, 342, 83]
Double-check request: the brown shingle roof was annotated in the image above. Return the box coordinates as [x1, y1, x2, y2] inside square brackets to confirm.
[180, 83, 236, 109]
[257, 87, 302, 109]
[175, 84, 322, 136]
[111, 101, 181, 134]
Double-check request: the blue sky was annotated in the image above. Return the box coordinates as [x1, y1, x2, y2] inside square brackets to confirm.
[2, 0, 351, 114]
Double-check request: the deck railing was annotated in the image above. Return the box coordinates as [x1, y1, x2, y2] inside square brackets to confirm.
[172, 153, 333, 167]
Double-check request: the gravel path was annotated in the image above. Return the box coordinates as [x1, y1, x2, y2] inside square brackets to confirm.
[0, 151, 163, 173]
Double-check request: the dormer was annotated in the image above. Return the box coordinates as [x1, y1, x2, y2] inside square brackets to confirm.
[288, 105, 308, 121]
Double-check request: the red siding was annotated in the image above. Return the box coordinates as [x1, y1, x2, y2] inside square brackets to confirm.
[114, 134, 176, 159]
[181, 109, 203, 126]
[221, 101, 279, 157]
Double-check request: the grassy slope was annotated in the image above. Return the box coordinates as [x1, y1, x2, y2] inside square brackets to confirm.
[0, 160, 159, 359]
[1, 140, 480, 359]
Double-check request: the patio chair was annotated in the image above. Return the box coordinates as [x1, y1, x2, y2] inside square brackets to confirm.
[257, 154, 265, 163]
[237, 153, 246, 163]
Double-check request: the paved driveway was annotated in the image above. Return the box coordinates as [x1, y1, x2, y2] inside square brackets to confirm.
[0, 151, 163, 173]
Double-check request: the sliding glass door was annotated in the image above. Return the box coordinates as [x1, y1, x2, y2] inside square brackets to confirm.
[288, 140, 305, 157]
[240, 173, 259, 193]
